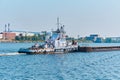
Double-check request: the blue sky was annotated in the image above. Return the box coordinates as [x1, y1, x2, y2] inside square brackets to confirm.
[0, 0, 120, 37]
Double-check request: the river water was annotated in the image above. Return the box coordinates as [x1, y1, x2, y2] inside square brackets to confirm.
[0, 43, 120, 80]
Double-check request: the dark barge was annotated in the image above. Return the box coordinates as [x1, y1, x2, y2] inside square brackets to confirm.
[78, 46, 120, 52]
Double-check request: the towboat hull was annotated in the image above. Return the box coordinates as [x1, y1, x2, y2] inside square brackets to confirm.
[18, 46, 79, 54]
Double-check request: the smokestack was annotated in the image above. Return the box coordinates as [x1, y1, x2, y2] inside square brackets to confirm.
[4, 24, 7, 40]
[5, 24, 7, 32]
[8, 23, 10, 32]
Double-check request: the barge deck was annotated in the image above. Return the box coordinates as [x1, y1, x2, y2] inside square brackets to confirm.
[78, 46, 120, 52]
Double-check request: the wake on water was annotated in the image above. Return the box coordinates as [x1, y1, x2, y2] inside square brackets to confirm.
[0, 52, 25, 56]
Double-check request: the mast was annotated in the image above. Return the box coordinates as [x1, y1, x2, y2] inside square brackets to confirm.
[57, 17, 60, 29]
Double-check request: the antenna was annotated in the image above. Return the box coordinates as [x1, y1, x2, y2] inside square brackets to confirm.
[57, 17, 60, 29]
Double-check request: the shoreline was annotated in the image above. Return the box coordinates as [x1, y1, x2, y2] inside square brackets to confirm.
[0, 40, 45, 43]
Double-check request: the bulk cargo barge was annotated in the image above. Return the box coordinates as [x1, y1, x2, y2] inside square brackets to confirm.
[78, 46, 120, 52]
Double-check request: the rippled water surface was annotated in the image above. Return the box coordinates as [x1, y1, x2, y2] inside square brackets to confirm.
[0, 43, 120, 80]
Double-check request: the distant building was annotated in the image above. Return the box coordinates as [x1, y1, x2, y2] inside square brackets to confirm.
[95, 37, 103, 43]
[25, 32, 35, 36]
[105, 37, 120, 43]
[86, 34, 98, 41]
[12, 31, 25, 36]
[0, 33, 3, 39]
[90, 34, 99, 37]
[2, 32, 16, 40]
[12, 31, 34, 36]
[85, 34, 103, 43]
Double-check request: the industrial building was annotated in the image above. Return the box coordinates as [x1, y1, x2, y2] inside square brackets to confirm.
[2, 32, 16, 40]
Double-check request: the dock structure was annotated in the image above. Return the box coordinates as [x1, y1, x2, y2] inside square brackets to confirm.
[78, 46, 120, 52]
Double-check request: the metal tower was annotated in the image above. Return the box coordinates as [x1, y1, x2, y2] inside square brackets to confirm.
[57, 17, 60, 29]
[5, 24, 7, 32]
[8, 23, 10, 32]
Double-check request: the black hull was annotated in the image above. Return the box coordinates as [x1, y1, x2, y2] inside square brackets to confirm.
[18, 47, 79, 54]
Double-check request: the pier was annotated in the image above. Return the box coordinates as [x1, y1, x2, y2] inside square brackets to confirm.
[78, 46, 120, 52]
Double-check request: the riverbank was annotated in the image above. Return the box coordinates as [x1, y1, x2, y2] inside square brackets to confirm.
[0, 40, 44, 43]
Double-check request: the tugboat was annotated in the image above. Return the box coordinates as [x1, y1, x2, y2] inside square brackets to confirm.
[18, 18, 79, 54]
